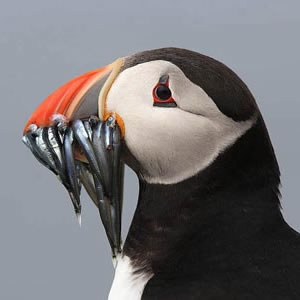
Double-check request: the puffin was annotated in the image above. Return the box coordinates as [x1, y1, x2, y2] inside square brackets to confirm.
[22, 47, 300, 300]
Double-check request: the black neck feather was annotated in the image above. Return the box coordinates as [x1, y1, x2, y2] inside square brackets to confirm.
[123, 116, 283, 276]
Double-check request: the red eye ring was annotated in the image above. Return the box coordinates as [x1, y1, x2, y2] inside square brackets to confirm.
[153, 75, 177, 107]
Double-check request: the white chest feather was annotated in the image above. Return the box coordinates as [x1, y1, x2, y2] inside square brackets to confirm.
[108, 256, 153, 300]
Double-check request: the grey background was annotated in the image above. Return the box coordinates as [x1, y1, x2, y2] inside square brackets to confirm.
[1, 0, 299, 299]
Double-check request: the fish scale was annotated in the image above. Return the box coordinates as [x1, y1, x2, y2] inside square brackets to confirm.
[22, 116, 124, 257]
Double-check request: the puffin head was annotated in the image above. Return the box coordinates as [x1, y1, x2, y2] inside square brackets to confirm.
[23, 47, 280, 261]
[106, 48, 261, 185]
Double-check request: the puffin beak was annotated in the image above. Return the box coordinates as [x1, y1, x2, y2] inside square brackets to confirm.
[22, 58, 125, 258]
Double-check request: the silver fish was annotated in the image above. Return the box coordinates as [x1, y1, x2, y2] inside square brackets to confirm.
[23, 116, 124, 256]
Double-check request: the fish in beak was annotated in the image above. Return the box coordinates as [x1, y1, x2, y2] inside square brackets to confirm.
[22, 58, 125, 258]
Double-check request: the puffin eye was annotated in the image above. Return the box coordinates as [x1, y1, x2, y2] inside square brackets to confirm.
[155, 85, 172, 101]
[153, 75, 177, 107]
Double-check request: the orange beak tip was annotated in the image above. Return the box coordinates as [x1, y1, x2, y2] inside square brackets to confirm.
[23, 57, 125, 137]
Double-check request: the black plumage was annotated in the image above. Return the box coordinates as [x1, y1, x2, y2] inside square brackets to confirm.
[121, 48, 300, 300]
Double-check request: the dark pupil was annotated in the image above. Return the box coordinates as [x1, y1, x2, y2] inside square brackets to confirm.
[156, 85, 172, 101]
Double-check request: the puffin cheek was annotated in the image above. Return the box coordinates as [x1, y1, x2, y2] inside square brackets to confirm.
[125, 116, 221, 184]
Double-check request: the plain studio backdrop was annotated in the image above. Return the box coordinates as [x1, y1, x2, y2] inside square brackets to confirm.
[1, 0, 299, 299]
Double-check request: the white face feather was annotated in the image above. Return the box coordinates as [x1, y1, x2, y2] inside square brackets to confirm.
[106, 60, 255, 185]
